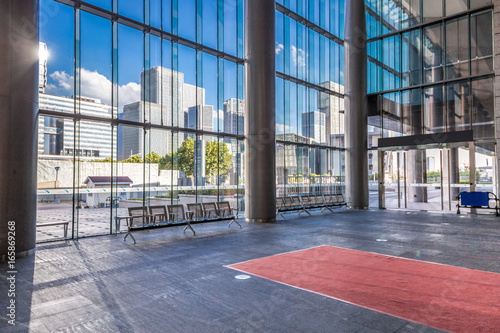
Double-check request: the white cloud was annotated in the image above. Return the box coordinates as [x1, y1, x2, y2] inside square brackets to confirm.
[291, 45, 307, 68]
[46, 69, 140, 110]
[276, 123, 292, 133]
[275, 43, 284, 55]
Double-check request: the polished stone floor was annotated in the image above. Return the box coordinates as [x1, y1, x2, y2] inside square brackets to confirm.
[2, 208, 500, 332]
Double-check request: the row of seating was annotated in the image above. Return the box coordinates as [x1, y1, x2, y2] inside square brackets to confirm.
[276, 194, 346, 219]
[121, 201, 240, 243]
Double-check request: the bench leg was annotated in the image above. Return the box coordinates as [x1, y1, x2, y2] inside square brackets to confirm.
[63, 224, 68, 238]
[229, 218, 242, 228]
[321, 206, 334, 213]
[124, 229, 136, 244]
[183, 222, 196, 236]
[298, 208, 311, 216]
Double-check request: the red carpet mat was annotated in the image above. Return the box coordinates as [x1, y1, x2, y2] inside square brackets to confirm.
[228, 245, 500, 332]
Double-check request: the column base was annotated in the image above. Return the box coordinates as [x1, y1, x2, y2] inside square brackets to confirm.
[246, 218, 276, 223]
[0, 248, 35, 262]
[349, 206, 369, 210]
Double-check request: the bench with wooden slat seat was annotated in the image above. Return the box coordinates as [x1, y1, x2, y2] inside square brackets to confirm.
[36, 221, 69, 238]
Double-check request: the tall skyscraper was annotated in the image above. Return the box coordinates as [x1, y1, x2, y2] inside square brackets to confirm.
[302, 111, 326, 144]
[223, 98, 245, 135]
[123, 66, 213, 158]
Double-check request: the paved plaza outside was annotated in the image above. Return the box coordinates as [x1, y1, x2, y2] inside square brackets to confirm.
[35, 189, 486, 243]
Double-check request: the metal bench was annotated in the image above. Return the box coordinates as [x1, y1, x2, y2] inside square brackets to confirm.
[120, 202, 243, 243]
[276, 193, 347, 219]
[123, 207, 154, 243]
[167, 204, 196, 235]
[217, 201, 241, 228]
[36, 221, 69, 238]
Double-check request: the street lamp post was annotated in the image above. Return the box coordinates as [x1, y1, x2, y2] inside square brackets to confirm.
[54, 166, 60, 203]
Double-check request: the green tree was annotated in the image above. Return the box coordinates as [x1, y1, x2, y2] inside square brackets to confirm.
[178, 137, 195, 176]
[122, 154, 143, 163]
[160, 137, 196, 176]
[90, 157, 114, 163]
[145, 151, 162, 164]
[205, 140, 233, 184]
[160, 138, 233, 182]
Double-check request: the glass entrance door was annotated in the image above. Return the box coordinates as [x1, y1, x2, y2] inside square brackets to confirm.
[379, 144, 486, 212]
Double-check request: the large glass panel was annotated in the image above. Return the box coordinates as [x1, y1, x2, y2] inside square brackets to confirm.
[475, 143, 496, 195]
[219, 138, 239, 206]
[36, 116, 75, 241]
[423, 23, 443, 83]
[80, 12, 113, 117]
[407, 0, 421, 27]
[445, 0, 467, 16]
[161, 40, 173, 127]
[471, 78, 494, 139]
[171, 133, 196, 211]
[150, 0, 162, 28]
[86, 0, 111, 11]
[401, 32, 410, 88]
[118, 24, 143, 122]
[276, 11, 284, 73]
[223, 0, 237, 56]
[39, 0, 74, 109]
[119, 0, 144, 22]
[446, 81, 470, 132]
[276, 77, 285, 136]
[297, 22, 307, 81]
[200, 134, 218, 206]
[423, 0, 442, 23]
[202, 52, 218, 133]
[445, 17, 469, 79]
[203, 0, 218, 49]
[410, 88, 423, 135]
[75, 121, 114, 237]
[178, 45, 196, 130]
[145, 34, 162, 125]
[222, 60, 239, 135]
[470, 10, 493, 76]
[117, 124, 146, 218]
[470, 0, 492, 10]
[382, 93, 402, 138]
[409, 29, 422, 86]
[423, 85, 445, 134]
[162, 0, 172, 33]
[177, 0, 196, 41]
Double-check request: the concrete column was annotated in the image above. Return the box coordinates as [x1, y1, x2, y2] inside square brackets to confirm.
[344, 0, 368, 209]
[244, 0, 276, 223]
[0, 0, 39, 260]
[407, 150, 427, 203]
[494, 0, 500, 195]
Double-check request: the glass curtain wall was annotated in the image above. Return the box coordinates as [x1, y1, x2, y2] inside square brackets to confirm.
[38, 0, 244, 241]
[366, 0, 495, 208]
[276, 0, 346, 198]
